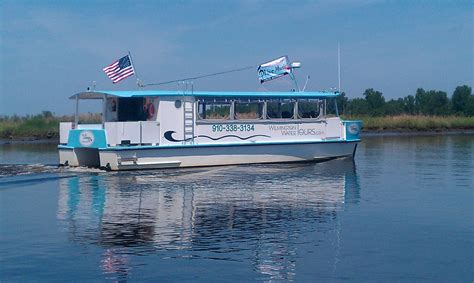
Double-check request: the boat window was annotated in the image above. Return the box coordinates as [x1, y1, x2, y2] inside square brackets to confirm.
[197, 99, 231, 120]
[117, 98, 148, 121]
[266, 100, 294, 119]
[298, 99, 321, 119]
[235, 100, 264, 120]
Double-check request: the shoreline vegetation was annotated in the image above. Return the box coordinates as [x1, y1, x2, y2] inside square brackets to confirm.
[344, 115, 474, 132]
[0, 112, 101, 141]
[0, 114, 472, 142]
[1, 85, 472, 141]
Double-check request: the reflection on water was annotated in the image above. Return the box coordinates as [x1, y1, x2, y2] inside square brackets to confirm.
[56, 161, 360, 281]
[2, 135, 473, 281]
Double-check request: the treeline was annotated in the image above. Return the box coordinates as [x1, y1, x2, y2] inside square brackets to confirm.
[330, 85, 473, 117]
[0, 111, 101, 123]
[1, 85, 473, 139]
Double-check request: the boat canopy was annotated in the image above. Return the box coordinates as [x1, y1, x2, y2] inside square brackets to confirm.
[70, 90, 340, 100]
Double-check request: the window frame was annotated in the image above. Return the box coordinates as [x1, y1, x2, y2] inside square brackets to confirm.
[195, 97, 326, 124]
[265, 99, 296, 120]
[297, 99, 323, 120]
[197, 98, 232, 121]
[233, 99, 265, 120]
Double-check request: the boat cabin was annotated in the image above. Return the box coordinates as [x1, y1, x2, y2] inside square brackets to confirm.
[60, 90, 356, 146]
[59, 90, 362, 170]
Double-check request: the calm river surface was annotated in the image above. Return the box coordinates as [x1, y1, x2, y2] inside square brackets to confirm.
[0, 135, 473, 281]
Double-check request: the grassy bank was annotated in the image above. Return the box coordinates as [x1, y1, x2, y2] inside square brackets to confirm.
[1, 114, 473, 140]
[0, 117, 59, 140]
[0, 114, 101, 140]
[343, 115, 474, 132]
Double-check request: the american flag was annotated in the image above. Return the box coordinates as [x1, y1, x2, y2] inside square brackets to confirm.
[103, 55, 135, 84]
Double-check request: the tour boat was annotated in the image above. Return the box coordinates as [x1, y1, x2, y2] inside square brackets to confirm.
[58, 89, 362, 170]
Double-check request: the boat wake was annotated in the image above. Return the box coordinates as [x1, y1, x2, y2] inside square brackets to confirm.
[0, 164, 108, 189]
[0, 164, 60, 178]
[60, 166, 106, 173]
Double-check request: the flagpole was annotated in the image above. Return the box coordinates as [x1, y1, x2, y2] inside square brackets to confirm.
[338, 43, 341, 92]
[128, 51, 143, 88]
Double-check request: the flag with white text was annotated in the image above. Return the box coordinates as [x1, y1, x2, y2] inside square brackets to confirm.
[103, 55, 135, 84]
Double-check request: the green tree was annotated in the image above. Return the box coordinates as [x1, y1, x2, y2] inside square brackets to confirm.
[336, 92, 349, 115]
[403, 95, 415, 114]
[363, 88, 385, 116]
[415, 88, 428, 114]
[41, 110, 54, 119]
[385, 98, 404, 115]
[426, 90, 449, 115]
[465, 95, 474, 116]
[415, 88, 449, 115]
[452, 85, 472, 115]
[327, 92, 349, 115]
[347, 98, 369, 115]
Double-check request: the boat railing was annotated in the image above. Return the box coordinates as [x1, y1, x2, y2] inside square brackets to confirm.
[104, 121, 160, 146]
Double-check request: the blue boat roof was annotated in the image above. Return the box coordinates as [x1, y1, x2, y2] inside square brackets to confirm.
[71, 90, 340, 99]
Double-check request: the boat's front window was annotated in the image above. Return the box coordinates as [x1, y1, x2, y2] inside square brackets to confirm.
[267, 99, 294, 119]
[235, 99, 264, 120]
[117, 97, 148, 121]
[298, 99, 322, 119]
[197, 99, 231, 120]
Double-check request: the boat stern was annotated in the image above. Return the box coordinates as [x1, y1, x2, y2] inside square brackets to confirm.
[58, 128, 107, 167]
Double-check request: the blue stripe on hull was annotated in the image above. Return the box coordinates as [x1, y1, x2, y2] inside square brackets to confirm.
[96, 139, 360, 152]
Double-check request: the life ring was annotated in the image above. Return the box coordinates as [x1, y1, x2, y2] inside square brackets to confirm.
[146, 103, 155, 119]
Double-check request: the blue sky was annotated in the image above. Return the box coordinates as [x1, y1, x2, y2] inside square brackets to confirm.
[0, 0, 472, 115]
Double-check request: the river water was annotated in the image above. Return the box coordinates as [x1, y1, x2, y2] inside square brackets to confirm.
[0, 135, 473, 281]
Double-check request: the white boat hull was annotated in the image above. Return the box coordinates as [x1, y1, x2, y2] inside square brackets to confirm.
[93, 141, 358, 170]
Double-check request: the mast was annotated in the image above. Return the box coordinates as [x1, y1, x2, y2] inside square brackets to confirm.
[128, 51, 143, 88]
[338, 43, 341, 92]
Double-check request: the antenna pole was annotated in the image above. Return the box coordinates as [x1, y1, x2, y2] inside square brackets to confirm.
[290, 73, 300, 92]
[128, 51, 143, 88]
[302, 75, 310, 92]
[338, 43, 341, 92]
